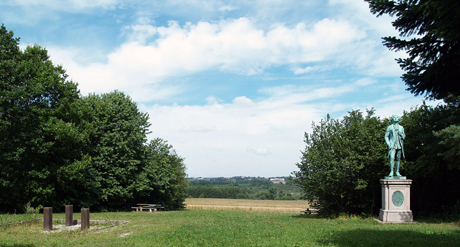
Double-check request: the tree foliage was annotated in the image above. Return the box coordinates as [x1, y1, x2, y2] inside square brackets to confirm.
[187, 185, 250, 199]
[292, 110, 388, 216]
[401, 97, 460, 217]
[136, 138, 188, 210]
[0, 24, 187, 212]
[79, 91, 151, 210]
[293, 101, 460, 217]
[365, 0, 460, 99]
[0, 24, 91, 210]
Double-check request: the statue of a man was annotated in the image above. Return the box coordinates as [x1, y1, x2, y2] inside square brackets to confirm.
[385, 115, 405, 177]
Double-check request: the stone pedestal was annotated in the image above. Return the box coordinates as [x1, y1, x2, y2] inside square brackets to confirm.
[379, 179, 413, 222]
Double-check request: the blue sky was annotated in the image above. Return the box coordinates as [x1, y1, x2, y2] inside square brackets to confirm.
[1, 0, 433, 177]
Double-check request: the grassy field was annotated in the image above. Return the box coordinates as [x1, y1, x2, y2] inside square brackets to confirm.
[185, 198, 311, 212]
[1, 200, 459, 246]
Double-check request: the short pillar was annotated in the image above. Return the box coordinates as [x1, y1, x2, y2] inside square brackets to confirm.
[379, 179, 413, 222]
[43, 207, 53, 231]
[65, 205, 73, 226]
[81, 208, 90, 230]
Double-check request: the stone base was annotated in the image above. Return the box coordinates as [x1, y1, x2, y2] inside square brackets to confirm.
[379, 209, 413, 222]
[379, 179, 413, 223]
[374, 218, 417, 224]
[384, 176, 406, 179]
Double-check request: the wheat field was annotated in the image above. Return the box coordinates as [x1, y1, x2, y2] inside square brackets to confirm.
[185, 198, 312, 212]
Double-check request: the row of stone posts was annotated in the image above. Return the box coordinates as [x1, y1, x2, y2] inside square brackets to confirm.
[43, 205, 90, 231]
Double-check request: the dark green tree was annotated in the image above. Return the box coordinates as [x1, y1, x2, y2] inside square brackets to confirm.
[292, 110, 388, 216]
[137, 138, 188, 210]
[80, 91, 151, 210]
[401, 98, 460, 217]
[1, 24, 188, 212]
[365, 0, 460, 99]
[0, 24, 91, 212]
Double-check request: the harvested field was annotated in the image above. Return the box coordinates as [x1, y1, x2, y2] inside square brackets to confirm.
[185, 198, 312, 212]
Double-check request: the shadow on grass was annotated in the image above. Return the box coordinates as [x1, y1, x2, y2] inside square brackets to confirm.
[412, 216, 460, 224]
[0, 244, 35, 247]
[290, 214, 320, 219]
[316, 228, 460, 247]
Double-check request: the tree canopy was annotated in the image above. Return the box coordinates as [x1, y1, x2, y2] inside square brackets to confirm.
[292, 110, 388, 216]
[293, 101, 460, 218]
[401, 97, 460, 218]
[365, 0, 460, 99]
[0, 24, 188, 213]
[0, 24, 91, 210]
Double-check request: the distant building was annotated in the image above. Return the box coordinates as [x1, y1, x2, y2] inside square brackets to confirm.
[269, 178, 285, 184]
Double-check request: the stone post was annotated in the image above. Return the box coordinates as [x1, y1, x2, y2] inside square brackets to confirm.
[65, 205, 73, 226]
[81, 208, 90, 230]
[43, 207, 52, 231]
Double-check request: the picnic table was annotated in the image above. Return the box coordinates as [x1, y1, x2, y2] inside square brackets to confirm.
[131, 204, 164, 212]
[300, 208, 318, 214]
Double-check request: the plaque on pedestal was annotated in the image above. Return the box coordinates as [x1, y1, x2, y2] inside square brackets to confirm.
[379, 179, 413, 223]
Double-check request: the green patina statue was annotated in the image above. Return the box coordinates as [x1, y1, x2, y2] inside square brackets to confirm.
[385, 115, 405, 178]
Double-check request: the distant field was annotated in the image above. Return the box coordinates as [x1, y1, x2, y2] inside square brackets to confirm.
[185, 198, 311, 212]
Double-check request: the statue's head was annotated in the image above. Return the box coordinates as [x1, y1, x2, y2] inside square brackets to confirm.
[392, 115, 400, 124]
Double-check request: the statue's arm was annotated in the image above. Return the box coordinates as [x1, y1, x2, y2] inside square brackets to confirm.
[384, 126, 391, 147]
[400, 126, 406, 140]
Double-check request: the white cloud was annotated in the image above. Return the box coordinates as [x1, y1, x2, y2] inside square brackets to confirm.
[47, 17, 369, 102]
[181, 126, 216, 133]
[247, 147, 271, 156]
[5, 0, 119, 10]
[353, 78, 376, 86]
[328, 0, 399, 36]
[142, 81, 429, 177]
[219, 5, 238, 11]
[144, 94, 322, 177]
[294, 65, 331, 75]
[232, 96, 255, 107]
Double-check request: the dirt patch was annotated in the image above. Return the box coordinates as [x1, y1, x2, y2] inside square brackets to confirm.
[41, 219, 129, 234]
[118, 232, 133, 238]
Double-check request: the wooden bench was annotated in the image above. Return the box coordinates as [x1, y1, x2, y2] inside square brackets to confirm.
[132, 204, 164, 212]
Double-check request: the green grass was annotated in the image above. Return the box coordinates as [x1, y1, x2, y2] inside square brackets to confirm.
[1, 210, 459, 246]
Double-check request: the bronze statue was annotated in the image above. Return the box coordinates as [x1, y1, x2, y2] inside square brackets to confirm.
[385, 115, 405, 177]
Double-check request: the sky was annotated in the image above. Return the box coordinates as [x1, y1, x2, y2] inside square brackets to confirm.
[1, 0, 434, 178]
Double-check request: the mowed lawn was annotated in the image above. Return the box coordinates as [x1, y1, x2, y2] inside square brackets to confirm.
[0, 200, 459, 247]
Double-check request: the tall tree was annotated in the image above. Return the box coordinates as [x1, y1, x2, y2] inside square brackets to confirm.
[292, 110, 388, 216]
[80, 91, 151, 211]
[0, 24, 91, 211]
[136, 138, 188, 210]
[401, 98, 460, 217]
[365, 0, 460, 99]
[1, 24, 188, 212]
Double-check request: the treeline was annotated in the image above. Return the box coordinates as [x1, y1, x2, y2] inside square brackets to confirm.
[187, 185, 250, 199]
[0, 24, 187, 212]
[187, 177, 301, 200]
[188, 177, 273, 187]
[293, 102, 460, 218]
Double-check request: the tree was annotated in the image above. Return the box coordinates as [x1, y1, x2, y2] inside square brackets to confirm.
[1, 24, 188, 212]
[0, 24, 91, 211]
[80, 91, 151, 211]
[401, 98, 460, 217]
[292, 110, 388, 216]
[365, 0, 460, 99]
[136, 138, 188, 210]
